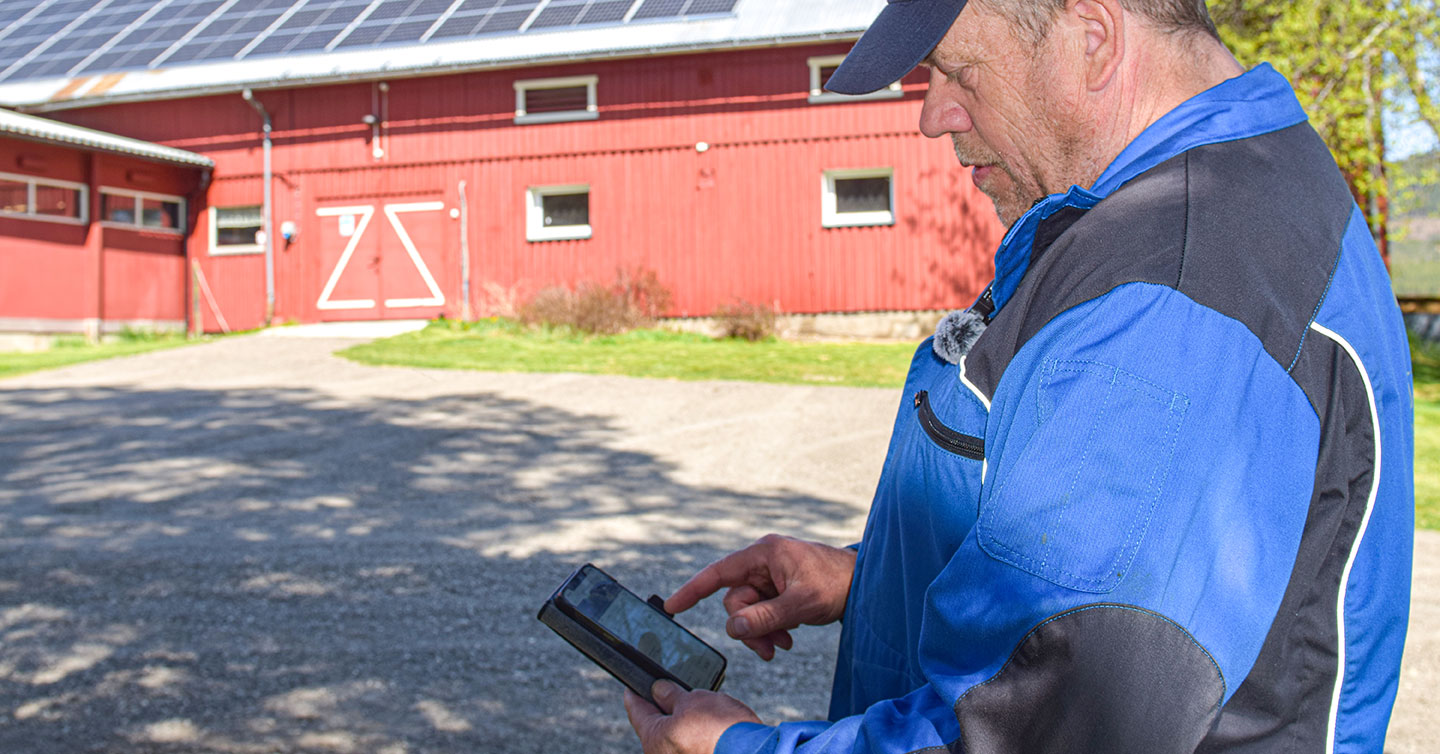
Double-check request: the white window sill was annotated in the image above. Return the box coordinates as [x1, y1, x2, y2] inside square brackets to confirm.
[822, 212, 894, 228]
[0, 211, 87, 225]
[515, 110, 600, 125]
[527, 225, 592, 242]
[808, 88, 903, 105]
[101, 221, 185, 235]
[209, 245, 265, 256]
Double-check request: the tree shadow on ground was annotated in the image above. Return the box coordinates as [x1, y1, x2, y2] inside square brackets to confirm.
[0, 385, 857, 753]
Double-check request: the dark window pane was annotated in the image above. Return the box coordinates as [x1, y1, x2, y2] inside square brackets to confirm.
[34, 185, 81, 219]
[819, 64, 838, 89]
[142, 197, 182, 229]
[216, 205, 262, 245]
[0, 179, 27, 213]
[524, 84, 588, 114]
[835, 177, 890, 214]
[541, 192, 588, 227]
[217, 225, 260, 245]
[102, 193, 135, 223]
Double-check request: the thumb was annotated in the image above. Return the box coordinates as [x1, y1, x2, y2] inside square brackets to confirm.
[727, 590, 799, 639]
[651, 679, 682, 714]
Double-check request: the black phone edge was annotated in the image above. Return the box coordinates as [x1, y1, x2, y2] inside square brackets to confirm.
[556, 564, 727, 691]
[536, 564, 726, 696]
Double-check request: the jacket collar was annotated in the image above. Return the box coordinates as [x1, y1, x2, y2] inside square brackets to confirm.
[984, 63, 1310, 316]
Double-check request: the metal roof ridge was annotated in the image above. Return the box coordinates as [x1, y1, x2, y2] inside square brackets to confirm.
[0, 107, 214, 167]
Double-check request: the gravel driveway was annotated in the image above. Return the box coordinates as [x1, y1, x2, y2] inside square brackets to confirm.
[0, 330, 1432, 753]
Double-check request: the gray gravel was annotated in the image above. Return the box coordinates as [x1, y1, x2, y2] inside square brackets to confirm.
[0, 332, 1432, 753]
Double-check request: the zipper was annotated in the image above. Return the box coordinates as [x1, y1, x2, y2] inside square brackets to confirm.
[913, 390, 985, 460]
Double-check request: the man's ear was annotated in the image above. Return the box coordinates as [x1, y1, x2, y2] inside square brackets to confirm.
[1068, 0, 1124, 91]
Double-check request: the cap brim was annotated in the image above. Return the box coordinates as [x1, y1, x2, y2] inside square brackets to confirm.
[824, 0, 968, 95]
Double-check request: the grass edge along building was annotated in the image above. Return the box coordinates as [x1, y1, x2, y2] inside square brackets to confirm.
[0, 0, 1004, 335]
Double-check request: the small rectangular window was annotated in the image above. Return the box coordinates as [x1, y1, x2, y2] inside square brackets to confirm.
[34, 184, 82, 219]
[0, 178, 26, 214]
[102, 192, 136, 223]
[514, 75, 599, 125]
[101, 187, 185, 233]
[807, 55, 904, 104]
[527, 184, 591, 241]
[210, 205, 264, 255]
[0, 171, 88, 224]
[822, 168, 895, 228]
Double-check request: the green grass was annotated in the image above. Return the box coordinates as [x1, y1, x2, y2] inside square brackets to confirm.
[1414, 335, 1440, 530]
[0, 329, 197, 380]
[338, 318, 918, 388]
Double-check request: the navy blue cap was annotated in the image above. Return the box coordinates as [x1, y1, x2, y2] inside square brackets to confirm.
[825, 0, 969, 95]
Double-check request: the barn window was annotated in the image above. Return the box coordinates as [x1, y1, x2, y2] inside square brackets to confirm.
[100, 188, 185, 233]
[514, 76, 599, 125]
[209, 205, 264, 255]
[0, 171, 87, 224]
[822, 168, 894, 228]
[807, 55, 903, 104]
[527, 184, 591, 241]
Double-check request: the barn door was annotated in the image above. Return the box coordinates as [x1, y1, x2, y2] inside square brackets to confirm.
[313, 196, 453, 321]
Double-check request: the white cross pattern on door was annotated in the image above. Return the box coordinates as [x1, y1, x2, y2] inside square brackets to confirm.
[314, 201, 447, 311]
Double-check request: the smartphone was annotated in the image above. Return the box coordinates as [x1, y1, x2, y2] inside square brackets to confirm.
[537, 563, 727, 703]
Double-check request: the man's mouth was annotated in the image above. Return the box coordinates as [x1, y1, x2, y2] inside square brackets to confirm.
[970, 164, 995, 187]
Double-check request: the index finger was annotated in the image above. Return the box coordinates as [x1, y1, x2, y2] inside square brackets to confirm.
[665, 548, 763, 615]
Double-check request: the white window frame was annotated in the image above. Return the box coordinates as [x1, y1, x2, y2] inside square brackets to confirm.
[807, 55, 904, 104]
[208, 204, 264, 256]
[0, 170, 88, 225]
[822, 168, 895, 228]
[100, 187, 186, 234]
[527, 184, 592, 242]
[514, 75, 599, 125]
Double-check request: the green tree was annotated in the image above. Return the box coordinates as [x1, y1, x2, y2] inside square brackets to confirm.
[1210, 0, 1439, 250]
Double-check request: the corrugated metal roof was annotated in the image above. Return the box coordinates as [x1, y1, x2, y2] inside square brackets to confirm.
[0, 0, 883, 112]
[0, 108, 214, 167]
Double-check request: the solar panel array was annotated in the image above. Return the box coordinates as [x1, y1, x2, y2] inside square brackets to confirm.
[0, 0, 740, 84]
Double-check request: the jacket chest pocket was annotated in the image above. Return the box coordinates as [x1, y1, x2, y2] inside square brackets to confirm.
[914, 390, 984, 461]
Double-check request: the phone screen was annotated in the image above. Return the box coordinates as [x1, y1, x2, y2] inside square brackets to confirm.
[562, 566, 724, 690]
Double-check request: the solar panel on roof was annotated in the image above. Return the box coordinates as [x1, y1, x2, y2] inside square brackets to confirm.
[0, 0, 739, 85]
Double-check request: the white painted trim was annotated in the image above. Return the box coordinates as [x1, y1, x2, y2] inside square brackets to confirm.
[513, 74, 598, 125]
[207, 205, 264, 256]
[822, 167, 894, 228]
[807, 55, 903, 104]
[526, 184, 591, 242]
[315, 205, 377, 310]
[0, 170, 88, 224]
[99, 186, 186, 233]
[1309, 321, 1383, 754]
[381, 201, 446, 308]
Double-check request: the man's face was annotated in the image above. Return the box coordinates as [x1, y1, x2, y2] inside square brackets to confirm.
[919, 1, 1084, 227]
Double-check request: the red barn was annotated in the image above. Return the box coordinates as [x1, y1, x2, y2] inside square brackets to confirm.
[0, 0, 1003, 334]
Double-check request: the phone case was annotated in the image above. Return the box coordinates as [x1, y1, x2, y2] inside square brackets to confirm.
[537, 600, 670, 704]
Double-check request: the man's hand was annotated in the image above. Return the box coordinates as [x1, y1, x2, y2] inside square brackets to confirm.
[625, 680, 760, 754]
[666, 534, 858, 660]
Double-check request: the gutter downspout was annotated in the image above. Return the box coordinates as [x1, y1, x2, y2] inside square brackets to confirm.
[242, 88, 275, 325]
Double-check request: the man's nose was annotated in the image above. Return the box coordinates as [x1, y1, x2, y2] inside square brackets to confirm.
[919, 68, 973, 138]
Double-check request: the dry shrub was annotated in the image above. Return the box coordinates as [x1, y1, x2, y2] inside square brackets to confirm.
[714, 300, 777, 341]
[518, 268, 674, 335]
[518, 286, 577, 328]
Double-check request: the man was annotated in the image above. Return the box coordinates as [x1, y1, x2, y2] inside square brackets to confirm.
[625, 0, 1415, 751]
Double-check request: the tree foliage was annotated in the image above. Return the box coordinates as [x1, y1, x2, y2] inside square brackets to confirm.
[1210, 0, 1439, 242]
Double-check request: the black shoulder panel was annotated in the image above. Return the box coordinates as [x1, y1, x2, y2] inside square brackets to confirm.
[964, 122, 1354, 409]
[953, 604, 1224, 754]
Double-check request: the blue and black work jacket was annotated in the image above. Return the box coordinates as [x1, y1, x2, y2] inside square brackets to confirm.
[717, 64, 1415, 754]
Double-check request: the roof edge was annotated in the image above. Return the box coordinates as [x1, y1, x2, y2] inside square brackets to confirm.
[0, 108, 214, 167]
[9, 32, 862, 114]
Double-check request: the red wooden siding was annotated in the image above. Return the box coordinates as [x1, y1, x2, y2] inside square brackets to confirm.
[49, 42, 1006, 332]
[0, 136, 200, 332]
